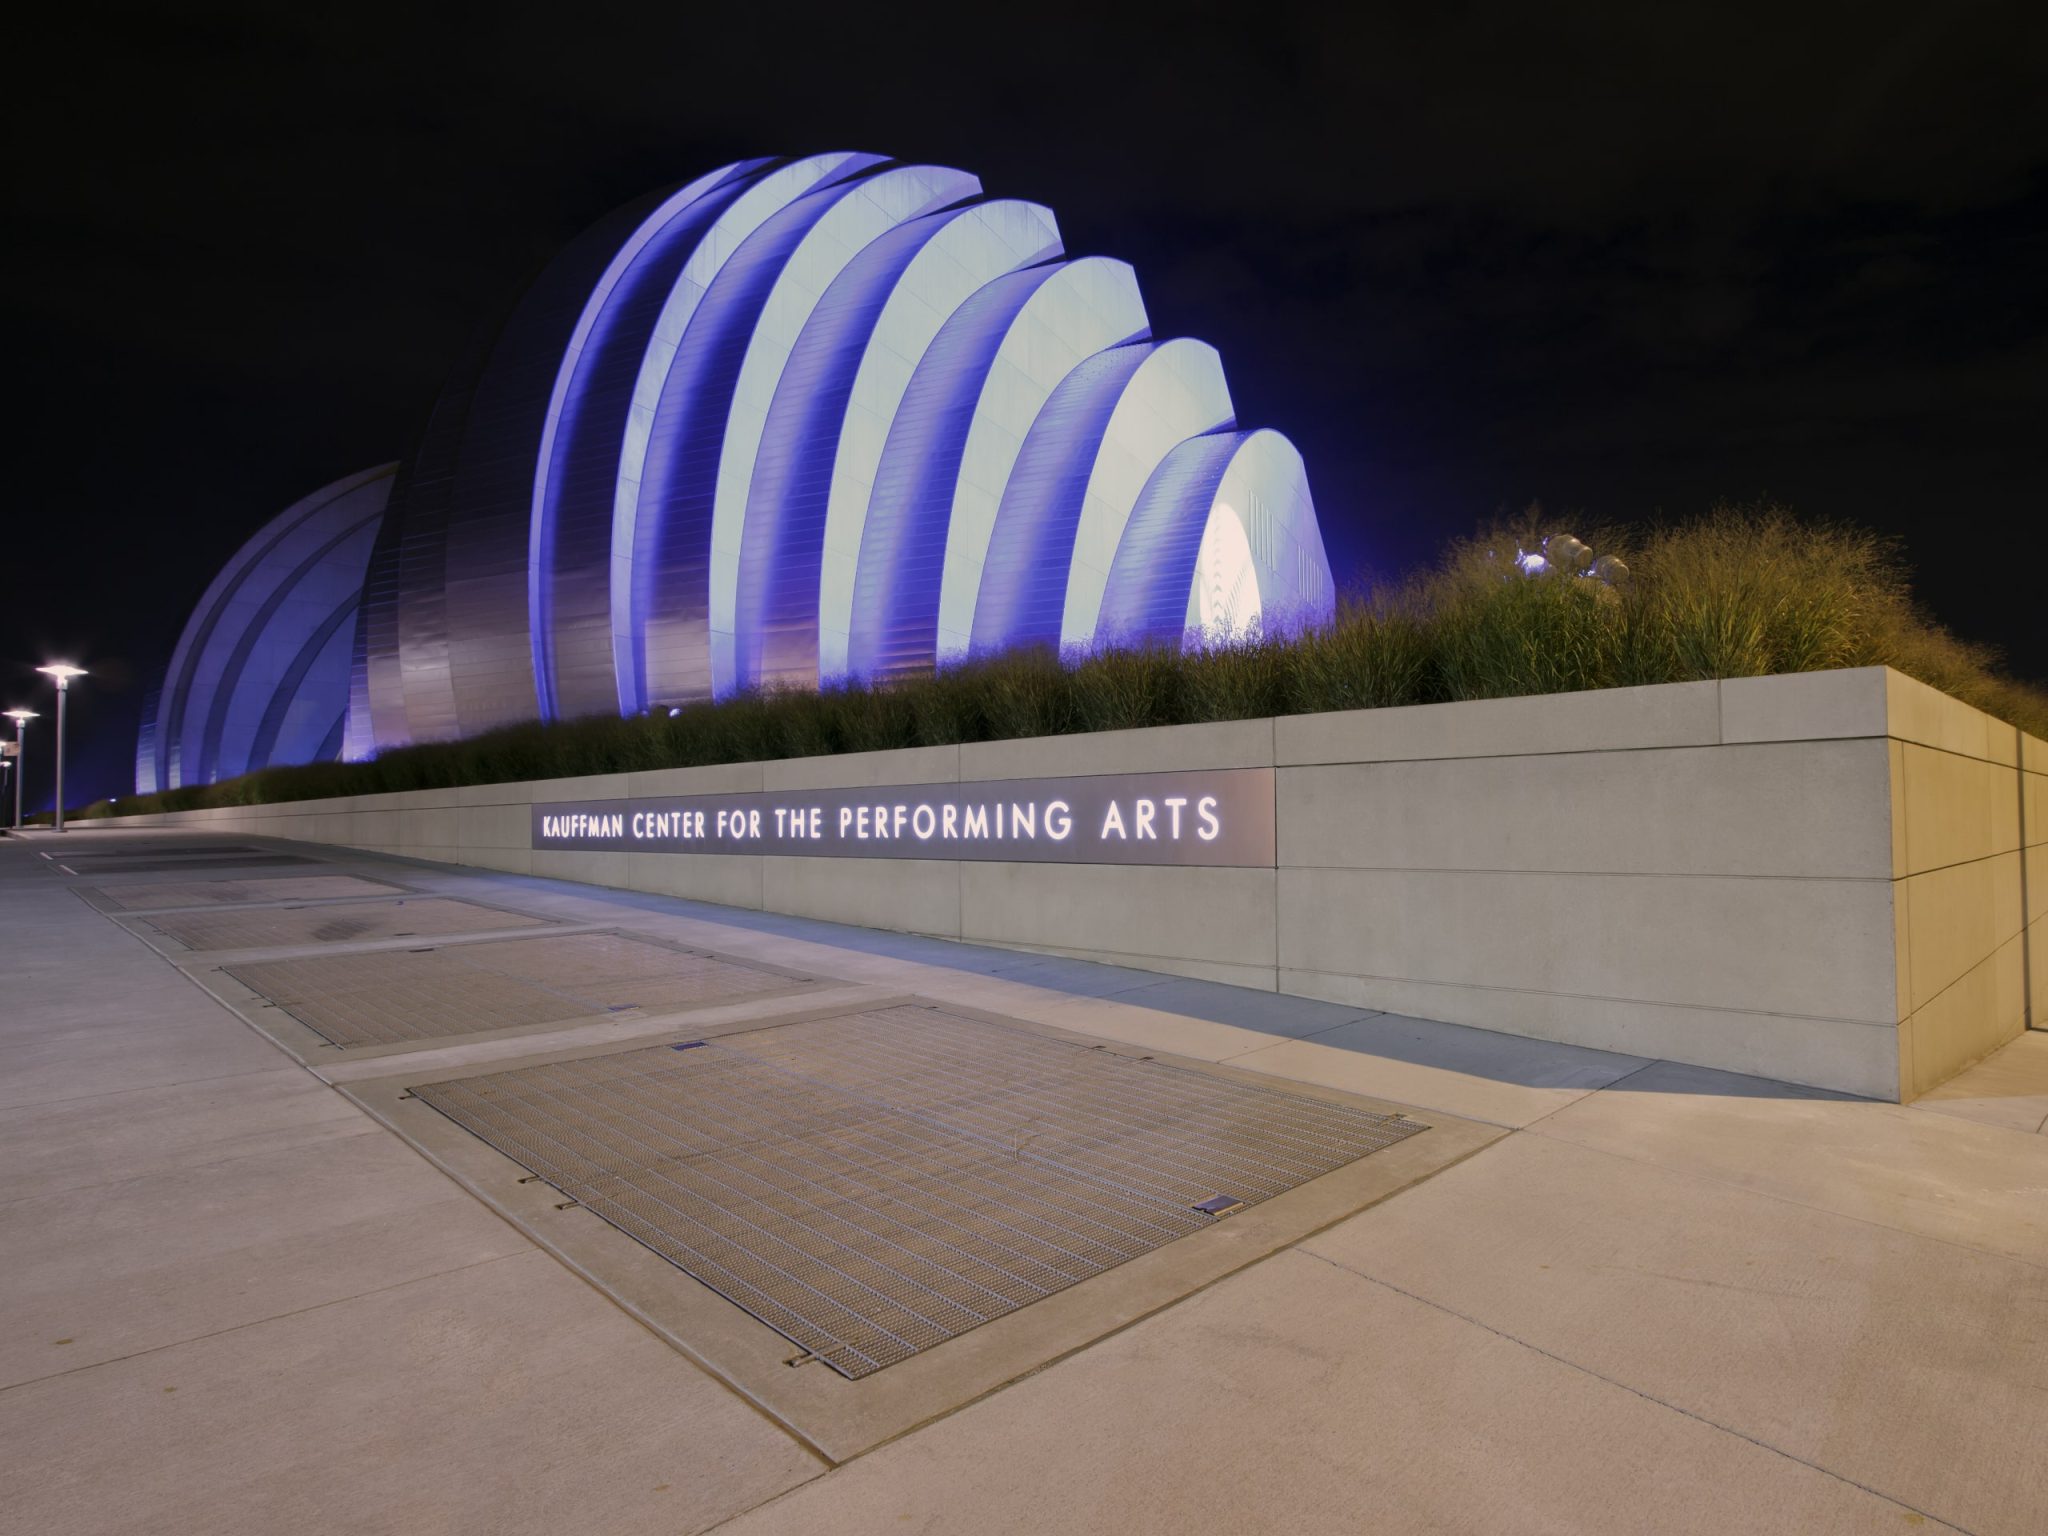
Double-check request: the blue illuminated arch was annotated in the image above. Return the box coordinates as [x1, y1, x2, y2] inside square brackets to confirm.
[619, 163, 949, 710]
[972, 339, 1234, 654]
[149, 464, 393, 790]
[736, 198, 1061, 693]
[606, 154, 885, 714]
[702, 165, 981, 700]
[1097, 429, 1332, 647]
[528, 158, 771, 721]
[841, 257, 1150, 684]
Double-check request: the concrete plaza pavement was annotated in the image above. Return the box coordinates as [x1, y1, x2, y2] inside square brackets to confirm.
[2, 829, 2043, 1534]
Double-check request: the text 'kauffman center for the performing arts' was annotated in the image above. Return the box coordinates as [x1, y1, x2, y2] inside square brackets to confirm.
[136, 152, 1337, 793]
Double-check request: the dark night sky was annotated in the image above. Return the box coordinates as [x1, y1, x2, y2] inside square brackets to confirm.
[4, 1, 2044, 809]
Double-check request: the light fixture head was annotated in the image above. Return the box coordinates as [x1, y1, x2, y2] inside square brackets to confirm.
[37, 663, 87, 685]
[3, 708, 37, 723]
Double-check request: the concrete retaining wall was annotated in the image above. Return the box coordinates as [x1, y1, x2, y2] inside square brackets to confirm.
[109, 666, 2044, 1101]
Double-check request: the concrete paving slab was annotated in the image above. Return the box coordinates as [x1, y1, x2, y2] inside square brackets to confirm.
[0, 1066, 364, 1198]
[3, 1192, 526, 1389]
[716, 1245, 1943, 1536]
[1225, 1010, 1652, 1127]
[0, 1019, 284, 1111]
[1304, 1133, 2048, 1536]
[13, 829, 2045, 1533]
[1910, 1028, 2048, 1134]
[1113, 973, 1379, 1036]
[1533, 1059, 2048, 1265]
[0, 1251, 823, 1536]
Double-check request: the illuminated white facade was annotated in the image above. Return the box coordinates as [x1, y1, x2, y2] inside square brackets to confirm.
[143, 152, 1338, 785]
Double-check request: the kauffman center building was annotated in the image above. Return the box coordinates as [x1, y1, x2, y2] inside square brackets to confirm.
[136, 152, 1335, 793]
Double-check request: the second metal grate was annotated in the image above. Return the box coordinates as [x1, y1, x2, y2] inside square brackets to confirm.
[142, 897, 547, 951]
[226, 933, 817, 1047]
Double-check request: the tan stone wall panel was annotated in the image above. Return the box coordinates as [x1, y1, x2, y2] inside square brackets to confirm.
[108, 666, 2044, 1097]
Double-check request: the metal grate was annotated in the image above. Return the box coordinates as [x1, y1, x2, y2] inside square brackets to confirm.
[64, 854, 317, 874]
[142, 897, 547, 952]
[93, 875, 405, 910]
[225, 933, 813, 1048]
[413, 1005, 1424, 1379]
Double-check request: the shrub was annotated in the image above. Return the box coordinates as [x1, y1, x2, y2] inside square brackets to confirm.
[92, 504, 2047, 819]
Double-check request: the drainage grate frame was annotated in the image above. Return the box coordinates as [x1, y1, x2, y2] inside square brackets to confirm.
[54, 843, 274, 861]
[140, 897, 550, 952]
[87, 875, 407, 911]
[60, 853, 318, 874]
[223, 932, 820, 1048]
[412, 1005, 1425, 1379]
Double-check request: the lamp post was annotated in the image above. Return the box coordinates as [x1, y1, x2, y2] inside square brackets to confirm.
[3, 709, 35, 831]
[35, 665, 86, 833]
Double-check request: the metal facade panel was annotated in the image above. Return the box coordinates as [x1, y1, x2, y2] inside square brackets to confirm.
[440, 188, 698, 740]
[133, 678, 163, 795]
[392, 338, 489, 747]
[352, 456, 417, 753]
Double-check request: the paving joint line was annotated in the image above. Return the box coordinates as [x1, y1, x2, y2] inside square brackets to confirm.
[1296, 1247, 1974, 1534]
[0, 1119, 382, 1210]
[1512, 1119, 2048, 1275]
[0, 1063, 294, 1115]
[1211, 1009, 1389, 1060]
[1508, 1057, 1665, 1135]
[0, 1250, 533, 1397]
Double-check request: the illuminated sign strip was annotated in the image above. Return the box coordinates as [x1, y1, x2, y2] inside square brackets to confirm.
[532, 767, 1274, 867]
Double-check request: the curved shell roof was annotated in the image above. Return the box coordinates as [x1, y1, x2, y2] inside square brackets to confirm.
[144, 152, 1337, 787]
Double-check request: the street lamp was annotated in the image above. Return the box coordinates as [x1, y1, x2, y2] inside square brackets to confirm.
[3, 709, 36, 831]
[35, 665, 86, 833]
